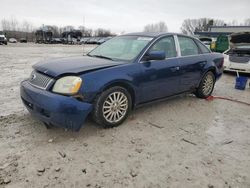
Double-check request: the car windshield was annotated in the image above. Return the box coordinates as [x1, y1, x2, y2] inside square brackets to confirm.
[88, 36, 153, 61]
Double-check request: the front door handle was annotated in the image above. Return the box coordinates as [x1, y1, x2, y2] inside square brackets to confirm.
[170, 66, 180, 72]
[200, 61, 207, 66]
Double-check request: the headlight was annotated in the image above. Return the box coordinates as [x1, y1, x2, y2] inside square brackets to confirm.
[52, 76, 82, 95]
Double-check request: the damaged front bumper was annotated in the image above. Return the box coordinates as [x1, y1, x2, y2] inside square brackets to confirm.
[20, 80, 93, 131]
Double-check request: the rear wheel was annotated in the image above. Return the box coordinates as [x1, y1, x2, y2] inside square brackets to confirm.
[195, 71, 215, 99]
[92, 86, 132, 128]
[44, 122, 53, 129]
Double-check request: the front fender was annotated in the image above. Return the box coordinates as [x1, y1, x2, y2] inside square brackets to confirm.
[79, 63, 141, 103]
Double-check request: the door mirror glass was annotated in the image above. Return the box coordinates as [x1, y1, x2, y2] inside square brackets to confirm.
[145, 51, 166, 61]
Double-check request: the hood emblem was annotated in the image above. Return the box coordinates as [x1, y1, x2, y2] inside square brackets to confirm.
[30, 73, 36, 80]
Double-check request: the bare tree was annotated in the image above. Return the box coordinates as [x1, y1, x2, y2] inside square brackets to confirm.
[78, 26, 92, 37]
[94, 28, 111, 37]
[1, 17, 19, 32]
[227, 20, 239, 26]
[78, 26, 85, 34]
[84, 29, 92, 37]
[143, 21, 168, 32]
[244, 18, 250, 26]
[1, 18, 11, 31]
[181, 18, 225, 35]
[0, 17, 36, 41]
[62, 25, 75, 32]
[47, 25, 60, 37]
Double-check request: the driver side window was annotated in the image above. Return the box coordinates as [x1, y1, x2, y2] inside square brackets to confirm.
[149, 36, 177, 58]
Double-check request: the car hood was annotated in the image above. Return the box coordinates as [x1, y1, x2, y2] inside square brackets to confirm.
[230, 32, 250, 47]
[33, 56, 125, 77]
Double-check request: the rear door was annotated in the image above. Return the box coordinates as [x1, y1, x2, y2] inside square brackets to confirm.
[177, 36, 207, 92]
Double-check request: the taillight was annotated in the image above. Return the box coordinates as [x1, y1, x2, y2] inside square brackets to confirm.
[217, 58, 224, 69]
[221, 58, 224, 67]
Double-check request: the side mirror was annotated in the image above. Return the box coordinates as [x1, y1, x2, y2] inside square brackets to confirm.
[145, 51, 166, 61]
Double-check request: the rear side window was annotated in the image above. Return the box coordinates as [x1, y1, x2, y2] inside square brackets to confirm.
[196, 40, 211, 54]
[178, 36, 199, 56]
[149, 36, 177, 58]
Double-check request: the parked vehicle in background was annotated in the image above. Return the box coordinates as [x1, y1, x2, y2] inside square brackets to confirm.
[20, 32, 224, 131]
[210, 41, 216, 51]
[9, 38, 17, 43]
[62, 37, 78, 45]
[86, 37, 101, 44]
[35, 29, 53, 44]
[85, 37, 94, 44]
[0, 31, 8, 45]
[51, 38, 62, 44]
[96, 37, 112, 44]
[80, 37, 90, 44]
[211, 35, 229, 53]
[93, 37, 102, 44]
[199, 37, 215, 49]
[20, 38, 27, 43]
[71, 38, 78, 45]
[224, 32, 250, 73]
[61, 30, 82, 45]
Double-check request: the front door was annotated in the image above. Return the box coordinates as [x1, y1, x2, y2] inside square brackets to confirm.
[138, 36, 181, 103]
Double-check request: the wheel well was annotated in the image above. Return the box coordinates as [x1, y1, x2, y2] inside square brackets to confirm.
[207, 68, 216, 78]
[102, 82, 136, 108]
[209, 68, 216, 77]
[197, 68, 216, 89]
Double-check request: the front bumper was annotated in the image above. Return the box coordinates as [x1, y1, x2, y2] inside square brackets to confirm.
[20, 80, 93, 131]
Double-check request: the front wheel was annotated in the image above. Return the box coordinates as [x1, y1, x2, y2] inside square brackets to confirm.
[195, 71, 215, 99]
[92, 86, 132, 128]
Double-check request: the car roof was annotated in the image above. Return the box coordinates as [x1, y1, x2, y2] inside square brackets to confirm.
[122, 32, 194, 39]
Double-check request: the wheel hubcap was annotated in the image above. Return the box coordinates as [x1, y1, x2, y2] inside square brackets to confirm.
[202, 74, 214, 96]
[102, 92, 128, 123]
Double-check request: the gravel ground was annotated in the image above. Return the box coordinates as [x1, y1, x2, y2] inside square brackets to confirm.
[0, 43, 250, 188]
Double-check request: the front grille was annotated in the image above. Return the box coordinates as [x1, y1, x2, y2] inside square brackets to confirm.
[0, 37, 4, 41]
[29, 71, 53, 90]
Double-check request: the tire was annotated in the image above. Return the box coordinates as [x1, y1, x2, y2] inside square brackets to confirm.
[92, 86, 132, 128]
[195, 71, 215, 99]
[44, 122, 53, 129]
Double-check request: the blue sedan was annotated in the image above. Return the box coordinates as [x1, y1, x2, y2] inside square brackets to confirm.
[20, 32, 224, 131]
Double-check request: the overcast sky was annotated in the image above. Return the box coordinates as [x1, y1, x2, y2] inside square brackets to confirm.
[0, 0, 249, 33]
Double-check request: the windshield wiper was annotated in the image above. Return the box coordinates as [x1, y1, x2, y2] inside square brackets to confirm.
[88, 54, 114, 61]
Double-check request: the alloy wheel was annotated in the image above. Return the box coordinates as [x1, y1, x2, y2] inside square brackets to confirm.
[102, 91, 128, 123]
[202, 74, 214, 96]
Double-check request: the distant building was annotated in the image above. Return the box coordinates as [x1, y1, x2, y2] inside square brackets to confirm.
[194, 26, 250, 38]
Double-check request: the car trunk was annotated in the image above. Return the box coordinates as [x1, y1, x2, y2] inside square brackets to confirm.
[227, 32, 250, 63]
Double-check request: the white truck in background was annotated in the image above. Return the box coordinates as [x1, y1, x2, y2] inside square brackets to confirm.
[0, 31, 7, 45]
